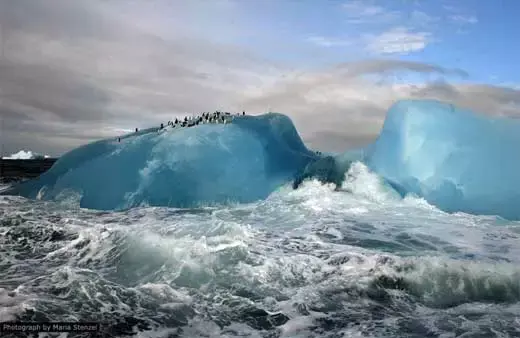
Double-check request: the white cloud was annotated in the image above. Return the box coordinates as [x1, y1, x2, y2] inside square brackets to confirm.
[441, 4, 478, 25]
[442, 5, 458, 12]
[449, 15, 478, 24]
[365, 27, 431, 55]
[409, 10, 438, 27]
[328, 3, 440, 55]
[310, 3, 476, 55]
[342, 1, 400, 24]
[307, 36, 352, 47]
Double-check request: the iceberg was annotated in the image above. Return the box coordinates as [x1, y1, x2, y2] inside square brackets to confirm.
[4, 99, 520, 219]
[365, 99, 520, 220]
[3, 114, 317, 210]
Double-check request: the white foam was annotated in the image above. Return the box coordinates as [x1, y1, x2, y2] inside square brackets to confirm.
[342, 161, 401, 204]
[279, 316, 315, 337]
[0, 288, 28, 322]
[138, 283, 192, 304]
[392, 257, 520, 306]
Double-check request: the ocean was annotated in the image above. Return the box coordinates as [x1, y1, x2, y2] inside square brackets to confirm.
[1, 162, 519, 338]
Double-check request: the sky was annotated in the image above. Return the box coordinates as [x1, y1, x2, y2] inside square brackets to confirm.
[0, 0, 519, 156]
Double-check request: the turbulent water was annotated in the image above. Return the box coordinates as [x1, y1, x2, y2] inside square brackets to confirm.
[2, 162, 520, 338]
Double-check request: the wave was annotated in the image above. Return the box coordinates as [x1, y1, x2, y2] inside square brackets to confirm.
[3, 99, 520, 220]
[1, 190, 518, 336]
[0, 184, 12, 194]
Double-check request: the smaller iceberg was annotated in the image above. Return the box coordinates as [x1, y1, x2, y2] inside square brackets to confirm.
[2, 150, 49, 160]
[365, 99, 520, 220]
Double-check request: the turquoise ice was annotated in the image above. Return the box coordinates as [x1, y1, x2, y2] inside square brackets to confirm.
[365, 99, 520, 220]
[4, 114, 317, 210]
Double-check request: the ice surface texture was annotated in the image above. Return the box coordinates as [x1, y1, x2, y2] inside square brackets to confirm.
[4, 114, 317, 210]
[365, 99, 520, 220]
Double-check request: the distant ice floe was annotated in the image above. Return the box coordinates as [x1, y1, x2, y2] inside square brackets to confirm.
[2, 150, 50, 160]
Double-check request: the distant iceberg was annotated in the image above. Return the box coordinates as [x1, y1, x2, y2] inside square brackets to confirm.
[2, 150, 49, 160]
[4, 100, 520, 220]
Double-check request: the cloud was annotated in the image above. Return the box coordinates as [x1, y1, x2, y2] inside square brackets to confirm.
[307, 36, 352, 48]
[0, 1, 517, 156]
[365, 27, 432, 55]
[441, 4, 478, 25]
[409, 10, 438, 27]
[342, 1, 400, 24]
[237, 61, 520, 152]
[311, 2, 477, 55]
[0, 0, 280, 155]
[442, 5, 458, 12]
[334, 59, 468, 78]
[310, 2, 439, 55]
[342, 1, 438, 29]
[449, 15, 478, 25]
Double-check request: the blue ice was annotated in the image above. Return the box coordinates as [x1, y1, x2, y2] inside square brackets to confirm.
[365, 99, 520, 220]
[5, 114, 317, 210]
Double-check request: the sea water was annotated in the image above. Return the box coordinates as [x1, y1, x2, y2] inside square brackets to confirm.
[1, 162, 519, 337]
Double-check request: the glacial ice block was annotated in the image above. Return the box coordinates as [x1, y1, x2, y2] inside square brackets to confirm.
[4, 114, 317, 210]
[365, 99, 520, 220]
